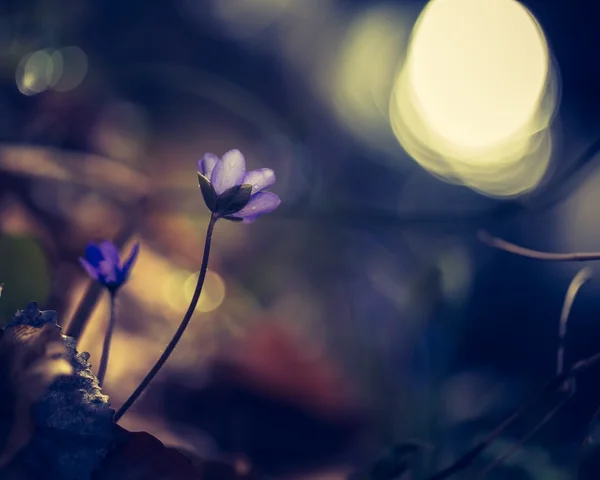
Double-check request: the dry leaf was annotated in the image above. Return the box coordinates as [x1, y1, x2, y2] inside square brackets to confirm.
[92, 427, 202, 480]
[0, 312, 72, 467]
[0, 303, 115, 480]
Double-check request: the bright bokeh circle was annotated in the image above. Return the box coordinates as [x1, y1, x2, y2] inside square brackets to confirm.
[390, 0, 558, 197]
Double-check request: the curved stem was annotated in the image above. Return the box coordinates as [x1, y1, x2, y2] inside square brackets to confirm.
[97, 291, 117, 387]
[478, 230, 600, 262]
[114, 214, 218, 422]
[557, 268, 592, 376]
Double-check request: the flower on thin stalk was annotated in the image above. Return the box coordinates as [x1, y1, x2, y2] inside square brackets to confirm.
[113, 150, 279, 422]
[197, 149, 281, 222]
[79, 241, 140, 292]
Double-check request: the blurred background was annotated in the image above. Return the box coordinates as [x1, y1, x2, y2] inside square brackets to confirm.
[1, 0, 600, 478]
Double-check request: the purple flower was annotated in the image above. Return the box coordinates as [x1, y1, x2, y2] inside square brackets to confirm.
[197, 149, 281, 223]
[79, 241, 140, 291]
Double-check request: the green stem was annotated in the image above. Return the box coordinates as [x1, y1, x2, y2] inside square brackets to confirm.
[97, 291, 116, 387]
[114, 214, 218, 422]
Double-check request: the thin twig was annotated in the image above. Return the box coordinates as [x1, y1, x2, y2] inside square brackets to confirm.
[477, 269, 590, 477]
[96, 291, 116, 388]
[576, 402, 600, 478]
[585, 404, 600, 445]
[426, 351, 600, 480]
[65, 283, 103, 340]
[475, 381, 575, 479]
[478, 230, 600, 262]
[557, 268, 593, 375]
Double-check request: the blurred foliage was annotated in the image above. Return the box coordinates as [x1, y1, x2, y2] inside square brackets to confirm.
[0, 236, 50, 325]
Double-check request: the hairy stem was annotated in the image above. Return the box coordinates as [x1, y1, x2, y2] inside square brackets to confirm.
[114, 214, 218, 422]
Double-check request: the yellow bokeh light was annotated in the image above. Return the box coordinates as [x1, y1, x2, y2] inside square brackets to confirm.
[16, 50, 54, 95]
[183, 270, 226, 313]
[49, 50, 65, 87]
[163, 269, 191, 311]
[327, 5, 409, 152]
[53, 46, 88, 92]
[408, 0, 548, 149]
[390, 0, 559, 197]
[16, 46, 87, 96]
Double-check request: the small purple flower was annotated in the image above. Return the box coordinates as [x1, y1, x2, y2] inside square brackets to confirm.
[197, 149, 281, 223]
[79, 241, 140, 291]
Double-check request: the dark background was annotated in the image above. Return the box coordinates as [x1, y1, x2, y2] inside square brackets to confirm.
[1, 0, 600, 478]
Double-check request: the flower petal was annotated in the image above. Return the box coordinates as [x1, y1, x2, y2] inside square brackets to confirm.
[99, 260, 118, 284]
[197, 153, 219, 179]
[79, 258, 99, 280]
[121, 242, 140, 278]
[99, 241, 121, 268]
[243, 168, 276, 194]
[210, 149, 246, 195]
[231, 191, 281, 220]
[84, 243, 104, 267]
